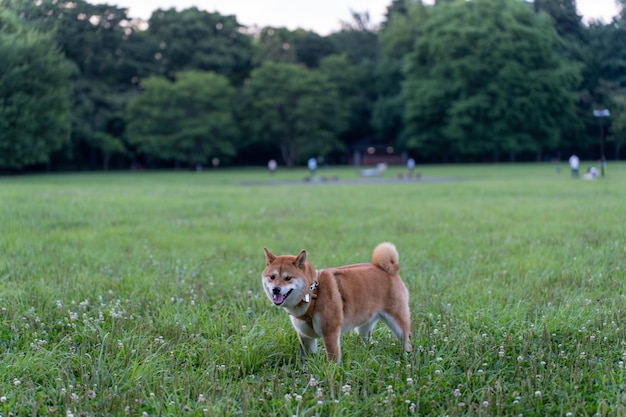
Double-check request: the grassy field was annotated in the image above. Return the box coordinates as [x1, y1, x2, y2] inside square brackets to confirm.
[1, 162, 625, 416]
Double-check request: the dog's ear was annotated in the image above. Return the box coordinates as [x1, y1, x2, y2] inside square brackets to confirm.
[294, 250, 307, 269]
[264, 247, 276, 265]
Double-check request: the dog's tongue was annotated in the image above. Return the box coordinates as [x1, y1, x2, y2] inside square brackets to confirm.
[272, 293, 286, 305]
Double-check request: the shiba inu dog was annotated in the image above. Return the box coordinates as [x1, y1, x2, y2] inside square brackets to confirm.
[262, 242, 412, 362]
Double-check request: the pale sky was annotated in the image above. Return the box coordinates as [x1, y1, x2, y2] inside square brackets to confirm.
[109, 0, 621, 34]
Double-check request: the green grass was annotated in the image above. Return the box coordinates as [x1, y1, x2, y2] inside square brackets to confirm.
[1, 162, 625, 416]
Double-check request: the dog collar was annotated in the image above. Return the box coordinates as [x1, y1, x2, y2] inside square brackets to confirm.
[296, 280, 319, 328]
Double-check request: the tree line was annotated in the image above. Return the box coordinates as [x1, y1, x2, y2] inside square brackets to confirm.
[1, 0, 625, 172]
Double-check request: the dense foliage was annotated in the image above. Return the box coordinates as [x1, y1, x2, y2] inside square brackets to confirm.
[240, 62, 346, 166]
[403, 0, 580, 162]
[127, 71, 239, 167]
[1, 0, 625, 171]
[0, 9, 71, 169]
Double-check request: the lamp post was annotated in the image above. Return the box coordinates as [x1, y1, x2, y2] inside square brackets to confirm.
[593, 109, 610, 177]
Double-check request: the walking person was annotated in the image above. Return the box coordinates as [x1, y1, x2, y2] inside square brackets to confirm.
[568, 154, 580, 178]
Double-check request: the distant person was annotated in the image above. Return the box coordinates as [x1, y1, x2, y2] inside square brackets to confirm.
[407, 158, 415, 173]
[308, 158, 317, 176]
[268, 159, 277, 174]
[568, 154, 580, 178]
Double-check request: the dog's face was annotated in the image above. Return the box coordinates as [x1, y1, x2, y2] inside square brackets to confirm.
[262, 248, 309, 307]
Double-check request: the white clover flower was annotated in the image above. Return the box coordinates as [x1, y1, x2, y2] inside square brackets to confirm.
[535, 390, 542, 398]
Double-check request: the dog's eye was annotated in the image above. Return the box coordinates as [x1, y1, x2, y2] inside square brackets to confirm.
[284, 276, 292, 282]
[269, 275, 276, 280]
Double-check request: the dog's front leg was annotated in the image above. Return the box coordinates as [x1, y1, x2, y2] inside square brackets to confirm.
[298, 334, 317, 354]
[322, 329, 342, 362]
[297, 334, 317, 368]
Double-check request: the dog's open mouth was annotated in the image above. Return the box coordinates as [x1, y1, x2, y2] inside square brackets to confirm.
[272, 289, 293, 306]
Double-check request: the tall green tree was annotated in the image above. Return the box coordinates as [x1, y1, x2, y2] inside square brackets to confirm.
[293, 31, 336, 68]
[403, 0, 581, 161]
[4, 0, 148, 170]
[240, 62, 347, 167]
[533, 0, 585, 44]
[0, 9, 71, 170]
[589, 11, 626, 160]
[147, 7, 253, 84]
[319, 54, 373, 147]
[5, 0, 139, 85]
[373, 1, 430, 144]
[533, 0, 593, 156]
[254, 27, 336, 68]
[254, 27, 298, 65]
[127, 71, 239, 168]
[327, 11, 378, 66]
[325, 11, 380, 147]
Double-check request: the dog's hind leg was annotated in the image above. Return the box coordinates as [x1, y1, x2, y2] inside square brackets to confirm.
[380, 310, 412, 352]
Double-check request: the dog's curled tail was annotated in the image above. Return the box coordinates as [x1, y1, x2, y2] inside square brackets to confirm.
[372, 242, 400, 274]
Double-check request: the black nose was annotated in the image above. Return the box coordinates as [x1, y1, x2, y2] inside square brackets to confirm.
[272, 287, 281, 295]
